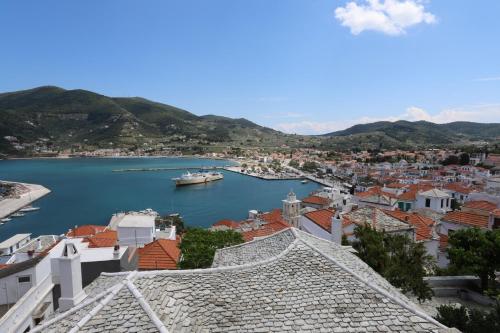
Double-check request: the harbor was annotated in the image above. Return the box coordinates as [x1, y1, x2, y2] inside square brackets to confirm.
[0, 181, 50, 220]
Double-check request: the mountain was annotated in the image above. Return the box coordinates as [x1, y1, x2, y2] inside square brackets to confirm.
[0, 86, 291, 154]
[321, 120, 500, 150]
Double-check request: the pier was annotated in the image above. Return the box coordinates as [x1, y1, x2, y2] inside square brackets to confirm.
[0, 181, 51, 219]
[111, 166, 230, 172]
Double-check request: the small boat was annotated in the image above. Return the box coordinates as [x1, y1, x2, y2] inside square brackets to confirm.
[11, 212, 25, 217]
[0, 218, 11, 222]
[301, 180, 309, 184]
[20, 206, 40, 212]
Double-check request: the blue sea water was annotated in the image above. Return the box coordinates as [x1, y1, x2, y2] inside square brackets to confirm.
[0, 157, 319, 239]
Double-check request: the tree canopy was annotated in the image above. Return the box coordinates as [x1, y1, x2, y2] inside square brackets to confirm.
[435, 302, 500, 333]
[447, 228, 500, 292]
[352, 225, 434, 301]
[178, 228, 244, 269]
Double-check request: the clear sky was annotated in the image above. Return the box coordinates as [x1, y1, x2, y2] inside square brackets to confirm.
[1, 1, 499, 134]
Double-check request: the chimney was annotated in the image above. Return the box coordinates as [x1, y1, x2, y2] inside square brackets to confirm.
[113, 244, 120, 259]
[331, 212, 342, 245]
[58, 241, 86, 311]
[488, 213, 494, 230]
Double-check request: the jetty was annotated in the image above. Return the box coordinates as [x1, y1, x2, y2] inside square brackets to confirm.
[111, 166, 231, 172]
[0, 181, 51, 219]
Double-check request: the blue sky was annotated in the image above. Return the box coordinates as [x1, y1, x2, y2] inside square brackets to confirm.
[1, 1, 499, 134]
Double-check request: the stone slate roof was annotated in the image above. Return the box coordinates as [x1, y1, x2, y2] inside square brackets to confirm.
[34, 228, 450, 333]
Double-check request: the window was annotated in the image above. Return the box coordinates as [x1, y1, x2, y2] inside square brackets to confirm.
[18, 276, 31, 283]
[441, 199, 444, 208]
[425, 198, 431, 208]
[446, 198, 449, 207]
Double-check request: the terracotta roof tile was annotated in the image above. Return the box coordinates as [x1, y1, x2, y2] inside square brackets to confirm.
[138, 238, 181, 270]
[67, 225, 107, 238]
[442, 211, 489, 228]
[213, 219, 240, 229]
[444, 183, 473, 194]
[85, 231, 118, 248]
[463, 200, 497, 212]
[304, 209, 335, 232]
[301, 196, 330, 206]
[384, 210, 435, 241]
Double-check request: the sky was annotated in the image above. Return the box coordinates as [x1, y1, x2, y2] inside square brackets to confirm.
[1, 1, 499, 134]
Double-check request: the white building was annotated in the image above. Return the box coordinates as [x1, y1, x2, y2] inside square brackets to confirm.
[415, 189, 451, 213]
[117, 213, 156, 247]
[0, 233, 31, 255]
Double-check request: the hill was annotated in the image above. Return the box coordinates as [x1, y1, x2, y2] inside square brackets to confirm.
[0, 86, 293, 155]
[321, 120, 500, 150]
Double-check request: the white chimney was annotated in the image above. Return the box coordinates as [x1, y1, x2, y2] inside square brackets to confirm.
[113, 244, 120, 259]
[331, 212, 342, 245]
[58, 242, 86, 311]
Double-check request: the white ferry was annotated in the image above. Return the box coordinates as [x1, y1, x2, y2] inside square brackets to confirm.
[172, 171, 224, 186]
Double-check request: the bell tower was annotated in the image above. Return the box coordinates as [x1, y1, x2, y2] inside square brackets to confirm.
[282, 190, 301, 228]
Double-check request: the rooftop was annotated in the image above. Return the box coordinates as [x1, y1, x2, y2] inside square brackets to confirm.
[303, 208, 335, 232]
[117, 214, 155, 228]
[35, 229, 448, 333]
[442, 211, 490, 228]
[0, 233, 31, 250]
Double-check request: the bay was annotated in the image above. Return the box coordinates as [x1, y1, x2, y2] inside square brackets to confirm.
[0, 157, 319, 239]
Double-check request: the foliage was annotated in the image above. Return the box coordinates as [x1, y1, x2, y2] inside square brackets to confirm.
[178, 228, 244, 269]
[301, 161, 320, 173]
[435, 301, 500, 333]
[459, 153, 470, 165]
[352, 225, 434, 301]
[288, 159, 300, 168]
[447, 228, 500, 292]
[442, 155, 459, 166]
[155, 214, 185, 235]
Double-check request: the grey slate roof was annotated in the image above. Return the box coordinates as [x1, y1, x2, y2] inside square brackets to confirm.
[34, 228, 450, 333]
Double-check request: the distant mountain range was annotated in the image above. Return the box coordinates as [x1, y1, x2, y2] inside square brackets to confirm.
[1, 86, 499, 155]
[320, 120, 500, 150]
[0, 86, 292, 154]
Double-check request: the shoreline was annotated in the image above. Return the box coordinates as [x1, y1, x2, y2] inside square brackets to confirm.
[0, 181, 51, 219]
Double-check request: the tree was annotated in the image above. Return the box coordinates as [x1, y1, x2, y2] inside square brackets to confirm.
[301, 161, 319, 173]
[178, 228, 244, 269]
[435, 302, 500, 333]
[442, 155, 459, 166]
[459, 153, 470, 166]
[447, 228, 500, 292]
[352, 225, 434, 301]
[288, 159, 299, 168]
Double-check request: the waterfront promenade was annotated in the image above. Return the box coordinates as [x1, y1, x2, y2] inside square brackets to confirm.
[0, 181, 51, 219]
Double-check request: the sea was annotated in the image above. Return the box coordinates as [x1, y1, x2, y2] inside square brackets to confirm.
[0, 157, 319, 239]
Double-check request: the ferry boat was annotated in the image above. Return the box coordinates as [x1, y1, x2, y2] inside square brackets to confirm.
[173, 171, 224, 186]
[19, 205, 40, 212]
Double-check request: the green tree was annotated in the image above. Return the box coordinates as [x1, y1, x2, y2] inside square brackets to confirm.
[459, 153, 470, 166]
[447, 228, 500, 292]
[178, 228, 244, 269]
[288, 159, 300, 168]
[442, 155, 459, 166]
[435, 302, 500, 333]
[352, 225, 434, 301]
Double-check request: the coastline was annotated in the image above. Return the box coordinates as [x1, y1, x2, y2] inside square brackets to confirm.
[0, 181, 51, 219]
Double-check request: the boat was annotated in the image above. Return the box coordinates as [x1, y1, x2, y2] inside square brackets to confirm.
[11, 212, 25, 217]
[0, 218, 11, 222]
[19, 205, 40, 212]
[301, 179, 309, 184]
[172, 171, 224, 186]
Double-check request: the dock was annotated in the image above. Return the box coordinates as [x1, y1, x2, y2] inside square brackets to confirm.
[0, 181, 51, 219]
[111, 166, 230, 172]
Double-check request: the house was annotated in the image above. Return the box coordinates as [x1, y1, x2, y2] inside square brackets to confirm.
[30, 229, 449, 332]
[138, 238, 181, 270]
[462, 200, 498, 216]
[299, 208, 336, 241]
[341, 206, 416, 242]
[116, 213, 156, 247]
[354, 186, 398, 210]
[0, 233, 31, 255]
[415, 189, 452, 213]
[300, 195, 330, 209]
[443, 183, 473, 203]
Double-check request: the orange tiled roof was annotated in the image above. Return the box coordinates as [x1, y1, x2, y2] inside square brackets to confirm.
[444, 183, 473, 194]
[442, 211, 489, 228]
[213, 219, 240, 229]
[67, 225, 107, 237]
[85, 230, 118, 248]
[384, 210, 435, 241]
[241, 222, 290, 242]
[304, 209, 336, 232]
[397, 184, 434, 201]
[261, 209, 285, 224]
[302, 196, 330, 206]
[463, 200, 497, 212]
[138, 238, 181, 270]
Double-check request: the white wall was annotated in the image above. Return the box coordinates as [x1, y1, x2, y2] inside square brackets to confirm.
[118, 226, 154, 247]
[416, 195, 451, 213]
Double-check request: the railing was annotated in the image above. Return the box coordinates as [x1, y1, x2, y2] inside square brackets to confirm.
[0, 274, 54, 333]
